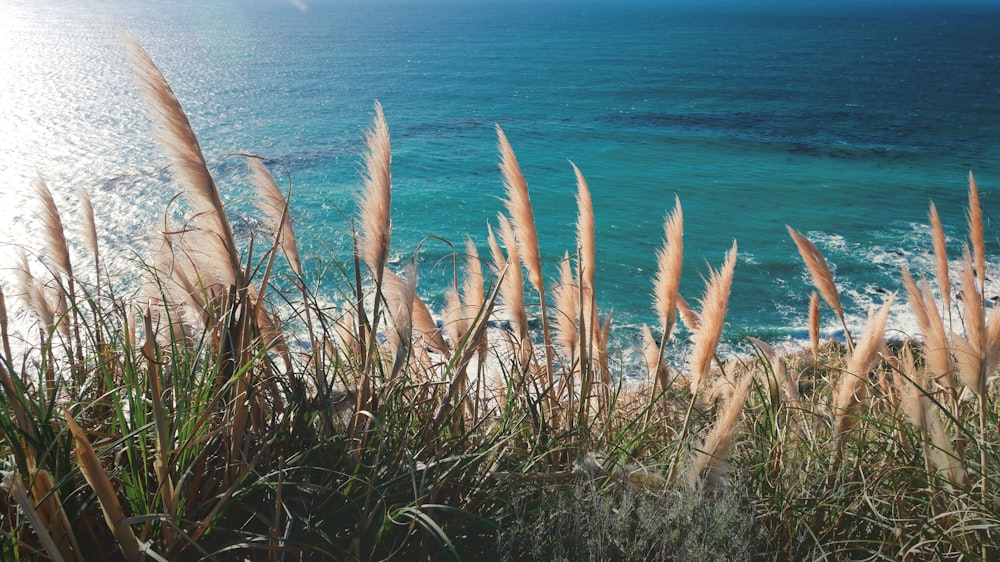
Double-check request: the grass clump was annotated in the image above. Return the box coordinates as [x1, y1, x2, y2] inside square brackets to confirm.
[1, 36, 998, 561]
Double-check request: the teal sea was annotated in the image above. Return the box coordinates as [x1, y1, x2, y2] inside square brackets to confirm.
[3, 0, 1000, 359]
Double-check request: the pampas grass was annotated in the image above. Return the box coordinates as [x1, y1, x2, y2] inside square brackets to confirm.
[572, 162, 596, 302]
[250, 157, 303, 278]
[497, 126, 556, 400]
[76, 187, 98, 268]
[687, 368, 754, 490]
[677, 293, 699, 333]
[929, 202, 952, 324]
[967, 172, 985, 295]
[553, 253, 579, 362]
[35, 178, 73, 282]
[787, 225, 852, 349]
[572, 162, 598, 387]
[653, 197, 684, 344]
[640, 323, 669, 389]
[497, 126, 542, 294]
[687, 241, 737, 396]
[953, 248, 1000, 399]
[901, 266, 956, 405]
[358, 101, 392, 278]
[490, 216, 528, 345]
[127, 35, 241, 286]
[832, 293, 893, 447]
[808, 291, 820, 360]
[7, 35, 1000, 561]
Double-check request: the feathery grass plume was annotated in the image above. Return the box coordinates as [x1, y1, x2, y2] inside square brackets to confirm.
[687, 367, 754, 490]
[17, 249, 55, 338]
[787, 226, 852, 349]
[953, 248, 1000, 398]
[0, 287, 30, 435]
[653, 196, 684, 341]
[896, 343, 926, 435]
[687, 241, 737, 396]
[358, 101, 392, 276]
[925, 392, 968, 489]
[928, 202, 952, 320]
[953, 248, 998, 550]
[76, 186, 103, 328]
[894, 342, 966, 487]
[380, 266, 417, 377]
[832, 293, 894, 443]
[460, 239, 489, 411]
[76, 187, 98, 265]
[497, 125, 556, 396]
[461, 237, 488, 360]
[902, 267, 932, 341]
[35, 177, 80, 355]
[901, 266, 956, 402]
[148, 216, 212, 334]
[462, 237, 485, 314]
[640, 324, 669, 389]
[64, 412, 142, 560]
[35, 177, 73, 281]
[387, 268, 448, 355]
[553, 252, 579, 361]
[898, 341, 967, 488]
[808, 291, 820, 360]
[676, 293, 698, 332]
[497, 125, 542, 293]
[489, 216, 528, 343]
[967, 172, 985, 294]
[571, 162, 596, 295]
[250, 157, 302, 278]
[334, 309, 363, 362]
[443, 288, 468, 353]
[126, 36, 242, 286]
[571, 162, 597, 349]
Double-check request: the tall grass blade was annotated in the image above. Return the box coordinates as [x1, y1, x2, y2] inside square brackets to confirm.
[4, 472, 69, 562]
[64, 411, 143, 560]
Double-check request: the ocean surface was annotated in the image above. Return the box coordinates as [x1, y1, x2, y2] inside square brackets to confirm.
[3, 0, 1000, 363]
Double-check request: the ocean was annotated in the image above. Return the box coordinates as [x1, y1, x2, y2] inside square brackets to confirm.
[3, 0, 1000, 363]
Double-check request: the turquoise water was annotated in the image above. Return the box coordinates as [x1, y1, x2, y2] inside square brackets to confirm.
[3, 0, 1000, 354]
